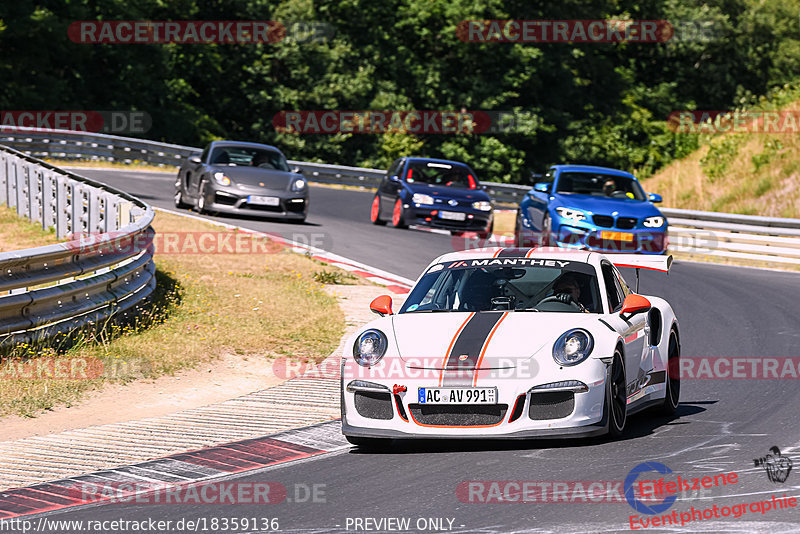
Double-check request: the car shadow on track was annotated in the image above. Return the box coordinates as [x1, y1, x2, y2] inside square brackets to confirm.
[348, 402, 713, 455]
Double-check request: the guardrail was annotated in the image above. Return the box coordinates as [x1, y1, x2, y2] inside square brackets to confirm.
[0, 144, 156, 347]
[3, 127, 800, 267]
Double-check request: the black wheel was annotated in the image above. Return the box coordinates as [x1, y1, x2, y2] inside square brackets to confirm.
[195, 182, 208, 214]
[540, 213, 552, 246]
[174, 187, 190, 209]
[370, 194, 386, 225]
[450, 230, 464, 237]
[391, 197, 407, 229]
[346, 436, 390, 450]
[658, 331, 680, 415]
[606, 351, 627, 438]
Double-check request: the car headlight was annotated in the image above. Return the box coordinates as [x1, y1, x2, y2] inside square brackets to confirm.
[555, 207, 586, 222]
[353, 329, 388, 367]
[412, 193, 434, 205]
[291, 178, 307, 192]
[643, 216, 665, 228]
[472, 201, 492, 211]
[553, 329, 594, 366]
[213, 172, 231, 186]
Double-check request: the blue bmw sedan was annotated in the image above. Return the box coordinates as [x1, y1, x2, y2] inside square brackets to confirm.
[515, 165, 667, 254]
[370, 157, 494, 237]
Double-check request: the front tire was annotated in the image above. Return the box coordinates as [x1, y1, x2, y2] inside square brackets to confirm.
[658, 331, 680, 415]
[370, 194, 386, 225]
[195, 182, 208, 214]
[174, 188, 190, 209]
[391, 198, 407, 229]
[540, 213, 552, 246]
[606, 351, 627, 438]
[477, 220, 494, 240]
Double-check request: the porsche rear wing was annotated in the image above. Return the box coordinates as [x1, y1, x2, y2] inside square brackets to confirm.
[607, 254, 672, 273]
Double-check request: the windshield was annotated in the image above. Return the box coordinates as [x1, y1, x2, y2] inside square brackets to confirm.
[555, 172, 646, 201]
[399, 258, 602, 314]
[405, 161, 478, 189]
[209, 146, 290, 171]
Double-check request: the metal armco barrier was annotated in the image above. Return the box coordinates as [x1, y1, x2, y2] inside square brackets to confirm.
[3, 127, 800, 266]
[0, 144, 156, 346]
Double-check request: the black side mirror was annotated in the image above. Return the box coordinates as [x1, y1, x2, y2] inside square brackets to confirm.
[389, 175, 400, 182]
[291, 166, 303, 175]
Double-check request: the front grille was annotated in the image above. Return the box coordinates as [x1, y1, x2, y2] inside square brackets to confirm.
[354, 391, 394, 420]
[528, 392, 574, 420]
[214, 193, 238, 206]
[593, 215, 614, 227]
[246, 203, 283, 212]
[616, 217, 638, 229]
[286, 200, 305, 213]
[587, 235, 638, 252]
[409, 404, 508, 426]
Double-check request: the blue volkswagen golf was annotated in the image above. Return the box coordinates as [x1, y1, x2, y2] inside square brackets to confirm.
[370, 157, 494, 237]
[515, 165, 667, 254]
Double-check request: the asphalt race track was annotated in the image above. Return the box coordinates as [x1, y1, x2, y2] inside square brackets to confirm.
[27, 168, 800, 533]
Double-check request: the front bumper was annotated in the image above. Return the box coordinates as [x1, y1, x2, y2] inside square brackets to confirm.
[554, 224, 667, 254]
[203, 185, 308, 220]
[405, 204, 492, 232]
[341, 357, 610, 439]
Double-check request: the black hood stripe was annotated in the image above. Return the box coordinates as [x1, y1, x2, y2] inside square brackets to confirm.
[440, 312, 505, 386]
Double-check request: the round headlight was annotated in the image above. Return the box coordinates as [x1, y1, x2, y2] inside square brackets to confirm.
[213, 172, 231, 186]
[292, 178, 307, 192]
[353, 329, 388, 367]
[553, 329, 594, 366]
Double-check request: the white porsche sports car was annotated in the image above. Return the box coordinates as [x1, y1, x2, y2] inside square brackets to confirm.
[341, 247, 680, 446]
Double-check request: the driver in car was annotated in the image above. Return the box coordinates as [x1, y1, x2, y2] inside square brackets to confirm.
[552, 274, 589, 312]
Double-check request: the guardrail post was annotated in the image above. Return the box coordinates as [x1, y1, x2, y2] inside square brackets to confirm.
[0, 152, 6, 206]
[29, 164, 43, 224]
[15, 157, 26, 216]
[55, 174, 68, 238]
[42, 171, 56, 231]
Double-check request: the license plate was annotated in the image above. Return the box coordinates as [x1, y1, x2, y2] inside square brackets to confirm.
[439, 211, 466, 221]
[247, 195, 280, 206]
[600, 230, 634, 242]
[418, 387, 497, 404]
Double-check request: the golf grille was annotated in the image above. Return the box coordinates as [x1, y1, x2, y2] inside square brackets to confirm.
[409, 404, 508, 426]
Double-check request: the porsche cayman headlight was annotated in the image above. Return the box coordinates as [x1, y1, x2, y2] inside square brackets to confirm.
[213, 172, 231, 186]
[555, 207, 586, 222]
[353, 329, 388, 367]
[553, 329, 594, 366]
[643, 216, 665, 228]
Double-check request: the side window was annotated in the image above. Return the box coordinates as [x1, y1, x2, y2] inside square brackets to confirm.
[614, 266, 631, 297]
[386, 159, 402, 179]
[601, 263, 624, 312]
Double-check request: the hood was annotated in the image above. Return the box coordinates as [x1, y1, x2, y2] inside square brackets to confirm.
[550, 193, 661, 218]
[405, 182, 490, 202]
[391, 311, 598, 369]
[210, 165, 301, 190]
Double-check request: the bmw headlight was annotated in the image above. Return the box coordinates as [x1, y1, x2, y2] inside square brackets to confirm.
[412, 193, 434, 205]
[553, 329, 594, 366]
[555, 207, 587, 222]
[213, 172, 231, 186]
[643, 216, 665, 228]
[291, 178, 307, 192]
[353, 329, 388, 367]
[472, 201, 492, 211]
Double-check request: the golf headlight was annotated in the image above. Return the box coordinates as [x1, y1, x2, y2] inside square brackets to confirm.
[291, 178, 307, 192]
[472, 201, 492, 211]
[643, 216, 665, 228]
[213, 172, 231, 186]
[553, 329, 594, 366]
[412, 193, 434, 205]
[555, 207, 586, 222]
[353, 329, 388, 367]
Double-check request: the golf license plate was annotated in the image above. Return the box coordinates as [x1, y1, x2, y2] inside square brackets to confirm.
[248, 195, 280, 206]
[418, 387, 497, 405]
[438, 210, 466, 221]
[600, 230, 634, 242]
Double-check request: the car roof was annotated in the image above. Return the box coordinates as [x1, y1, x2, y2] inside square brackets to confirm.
[551, 164, 636, 179]
[209, 140, 282, 152]
[404, 157, 472, 167]
[431, 247, 596, 266]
